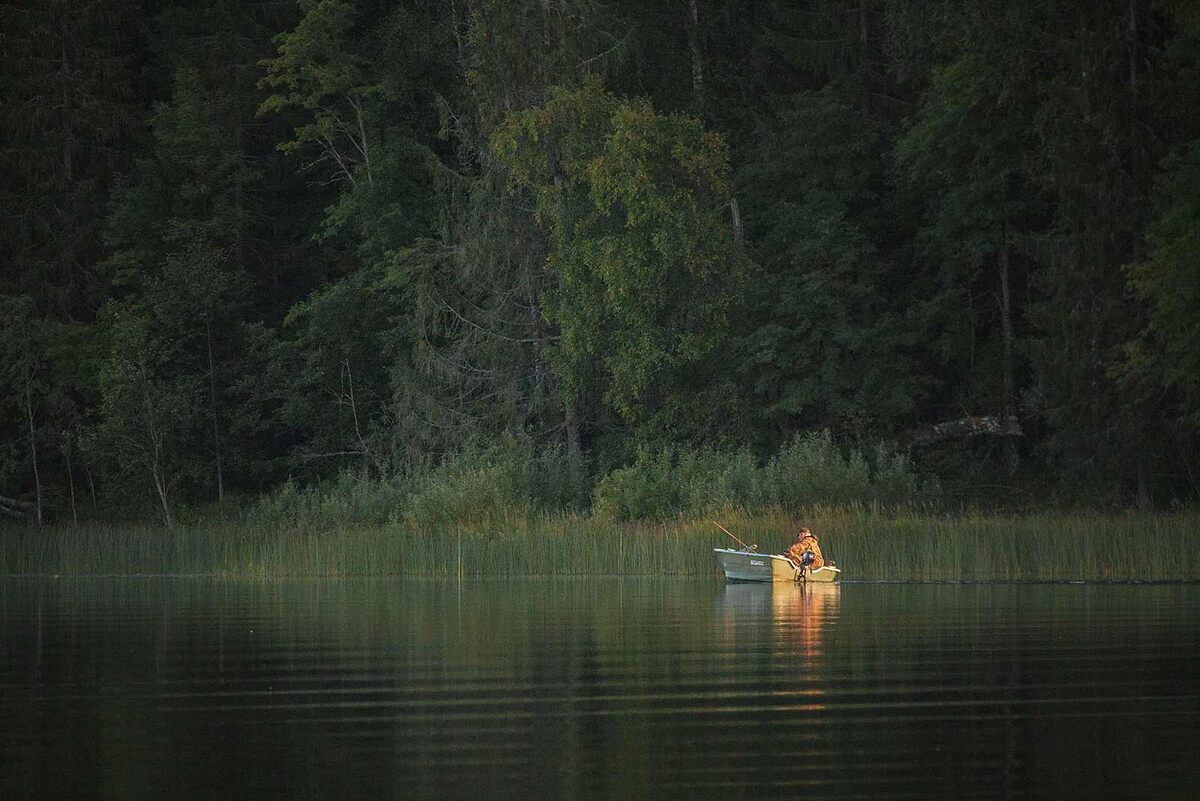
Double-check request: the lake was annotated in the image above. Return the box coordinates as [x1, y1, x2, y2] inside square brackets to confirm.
[1, 578, 1197, 799]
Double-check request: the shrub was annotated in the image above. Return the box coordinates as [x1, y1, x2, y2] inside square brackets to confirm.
[245, 472, 407, 531]
[593, 446, 767, 521]
[405, 442, 530, 528]
[867, 441, 939, 507]
[245, 431, 934, 529]
[767, 430, 870, 509]
[404, 433, 578, 528]
[593, 431, 934, 520]
[592, 447, 679, 521]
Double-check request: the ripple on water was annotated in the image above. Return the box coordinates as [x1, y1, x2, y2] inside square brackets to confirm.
[1, 578, 1197, 800]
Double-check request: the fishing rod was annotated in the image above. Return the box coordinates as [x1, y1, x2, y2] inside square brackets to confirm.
[712, 520, 757, 552]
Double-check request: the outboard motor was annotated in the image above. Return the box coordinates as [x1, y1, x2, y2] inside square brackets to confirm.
[799, 550, 816, 568]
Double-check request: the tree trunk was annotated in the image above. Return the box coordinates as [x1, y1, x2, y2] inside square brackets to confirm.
[63, 433, 77, 526]
[25, 381, 43, 525]
[84, 459, 97, 513]
[551, 167, 583, 498]
[342, 359, 372, 475]
[140, 362, 173, 528]
[565, 398, 584, 500]
[353, 96, 372, 186]
[999, 223, 1019, 477]
[527, 286, 550, 424]
[687, 0, 704, 107]
[153, 466, 173, 529]
[151, 424, 173, 529]
[541, 0, 553, 51]
[233, 70, 247, 269]
[859, 0, 870, 115]
[449, 0, 466, 68]
[206, 318, 224, 504]
[1128, 0, 1138, 95]
[1135, 455, 1152, 510]
[61, 18, 72, 183]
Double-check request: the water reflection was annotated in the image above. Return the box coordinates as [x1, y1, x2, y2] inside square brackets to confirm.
[715, 582, 840, 721]
[771, 582, 839, 661]
[1, 579, 1197, 800]
[714, 581, 840, 658]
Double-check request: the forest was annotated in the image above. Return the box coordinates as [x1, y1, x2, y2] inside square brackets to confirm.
[4, 0, 1200, 531]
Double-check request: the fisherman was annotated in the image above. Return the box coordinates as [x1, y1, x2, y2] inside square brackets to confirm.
[787, 527, 824, 571]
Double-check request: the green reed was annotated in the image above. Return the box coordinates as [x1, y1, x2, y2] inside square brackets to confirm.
[2, 506, 1196, 580]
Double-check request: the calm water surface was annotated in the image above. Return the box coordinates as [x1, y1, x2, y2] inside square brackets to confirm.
[1, 578, 1197, 800]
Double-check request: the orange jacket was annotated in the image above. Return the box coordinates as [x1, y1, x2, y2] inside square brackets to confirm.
[787, 534, 824, 570]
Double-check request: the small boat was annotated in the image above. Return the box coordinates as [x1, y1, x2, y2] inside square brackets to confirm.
[713, 548, 842, 583]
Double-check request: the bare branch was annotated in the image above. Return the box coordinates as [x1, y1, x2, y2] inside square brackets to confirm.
[576, 27, 633, 70]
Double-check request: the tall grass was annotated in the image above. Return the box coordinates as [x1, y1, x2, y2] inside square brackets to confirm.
[2, 508, 1196, 581]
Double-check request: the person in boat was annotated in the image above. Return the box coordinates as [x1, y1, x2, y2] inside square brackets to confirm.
[787, 527, 824, 571]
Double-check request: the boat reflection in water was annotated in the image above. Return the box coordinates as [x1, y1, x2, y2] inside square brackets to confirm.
[715, 580, 840, 653]
[771, 581, 840, 660]
[715, 581, 841, 713]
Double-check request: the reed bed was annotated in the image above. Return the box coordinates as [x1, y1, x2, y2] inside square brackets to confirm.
[2, 507, 1196, 581]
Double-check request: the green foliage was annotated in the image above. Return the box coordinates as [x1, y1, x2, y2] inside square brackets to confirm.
[258, 0, 368, 149]
[92, 310, 200, 526]
[6, 0, 1200, 520]
[271, 262, 404, 476]
[0, 294, 105, 522]
[892, 31, 1041, 417]
[492, 78, 749, 440]
[106, 66, 256, 282]
[766, 431, 871, 510]
[0, 296, 45, 499]
[258, 0, 442, 257]
[737, 85, 918, 440]
[1013, 1, 1165, 499]
[404, 435, 573, 529]
[592, 448, 679, 521]
[0, 0, 138, 315]
[593, 446, 764, 521]
[245, 472, 408, 532]
[245, 434, 578, 532]
[592, 431, 932, 521]
[1125, 140, 1200, 429]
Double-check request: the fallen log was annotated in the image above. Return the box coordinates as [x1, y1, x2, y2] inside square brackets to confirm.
[908, 415, 1022, 448]
[0, 493, 35, 520]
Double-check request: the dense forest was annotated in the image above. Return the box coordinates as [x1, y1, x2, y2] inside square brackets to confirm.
[3, 0, 1200, 527]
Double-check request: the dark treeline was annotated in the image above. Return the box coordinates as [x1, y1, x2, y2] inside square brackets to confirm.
[3, 0, 1200, 526]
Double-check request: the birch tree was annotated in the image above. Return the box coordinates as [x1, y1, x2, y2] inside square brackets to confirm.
[94, 313, 197, 528]
[0, 296, 46, 524]
[492, 79, 749, 444]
